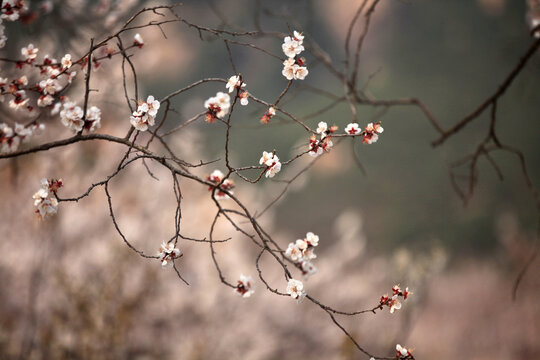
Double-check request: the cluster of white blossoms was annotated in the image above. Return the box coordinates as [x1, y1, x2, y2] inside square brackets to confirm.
[205, 169, 235, 200]
[1, 43, 77, 117]
[130, 95, 160, 131]
[60, 101, 101, 133]
[379, 284, 412, 314]
[226, 75, 249, 105]
[282, 31, 308, 81]
[1, 0, 27, 21]
[286, 278, 306, 303]
[0, 121, 44, 153]
[309, 121, 337, 157]
[396, 344, 414, 359]
[285, 232, 319, 279]
[204, 91, 230, 123]
[157, 241, 181, 268]
[345, 121, 384, 144]
[32, 178, 63, 220]
[259, 151, 281, 178]
[234, 274, 255, 298]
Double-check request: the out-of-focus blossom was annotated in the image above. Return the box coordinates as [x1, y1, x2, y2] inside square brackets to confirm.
[239, 90, 249, 106]
[37, 94, 54, 107]
[39, 78, 60, 95]
[260, 106, 276, 124]
[396, 344, 413, 358]
[9, 90, 29, 110]
[84, 106, 101, 132]
[21, 43, 38, 61]
[1, 0, 27, 21]
[389, 295, 402, 314]
[157, 241, 181, 268]
[234, 274, 254, 298]
[301, 261, 317, 279]
[286, 278, 306, 302]
[134, 33, 144, 47]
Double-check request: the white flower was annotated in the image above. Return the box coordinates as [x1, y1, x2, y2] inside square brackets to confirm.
[37, 95, 54, 107]
[34, 196, 58, 219]
[134, 33, 144, 47]
[39, 78, 60, 95]
[366, 122, 383, 134]
[285, 242, 303, 262]
[21, 43, 38, 60]
[293, 30, 304, 43]
[295, 238, 308, 251]
[206, 169, 234, 200]
[294, 66, 308, 80]
[226, 75, 244, 93]
[204, 92, 231, 121]
[268, 107, 276, 116]
[286, 278, 306, 302]
[0, 123, 18, 153]
[396, 344, 409, 357]
[363, 132, 379, 144]
[145, 95, 160, 117]
[389, 295, 402, 314]
[67, 71, 77, 84]
[282, 63, 296, 80]
[215, 92, 231, 110]
[14, 122, 32, 140]
[157, 241, 181, 268]
[51, 102, 62, 115]
[60, 101, 84, 132]
[303, 247, 317, 260]
[345, 123, 361, 135]
[130, 110, 151, 131]
[282, 36, 304, 58]
[85, 106, 101, 132]
[61, 54, 72, 69]
[32, 178, 63, 220]
[301, 261, 317, 279]
[234, 274, 254, 298]
[305, 232, 319, 247]
[316, 121, 327, 136]
[240, 91, 249, 106]
[130, 95, 159, 131]
[282, 58, 309, 81]
[259, 151, 281, 178]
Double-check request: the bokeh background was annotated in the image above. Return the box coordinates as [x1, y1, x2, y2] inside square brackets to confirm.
[1, 0, 539, 359]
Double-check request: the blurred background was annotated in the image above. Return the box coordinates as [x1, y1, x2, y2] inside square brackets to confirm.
[1, 0, 539, 359]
